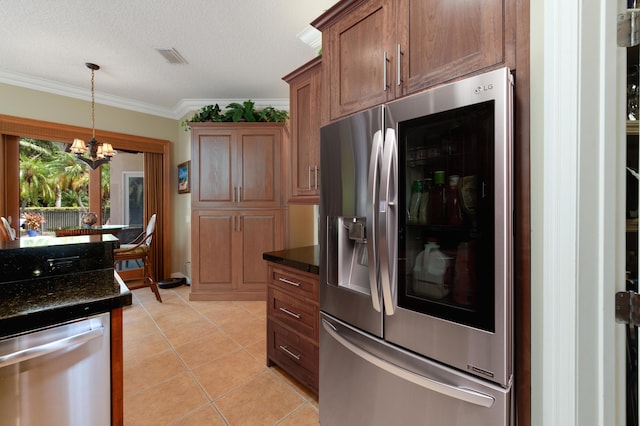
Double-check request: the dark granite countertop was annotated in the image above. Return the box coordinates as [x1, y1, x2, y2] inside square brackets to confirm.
[263, 245, 319, 275]
[0, 271, 131, 339]
[0, 235, 132, 339]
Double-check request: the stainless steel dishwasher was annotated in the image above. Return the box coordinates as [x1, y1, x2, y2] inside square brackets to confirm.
[0, 312, 111, 426]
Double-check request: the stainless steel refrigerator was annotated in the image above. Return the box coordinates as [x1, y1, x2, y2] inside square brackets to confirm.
[319, 67, 514, 426]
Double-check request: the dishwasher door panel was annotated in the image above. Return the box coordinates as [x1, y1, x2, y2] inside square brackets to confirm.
[0, 312, 111, 426]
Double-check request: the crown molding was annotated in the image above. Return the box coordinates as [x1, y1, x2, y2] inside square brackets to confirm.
[296, 25, 322, 52]
[173, 98, 290, 120]
[0, 70, 289, 121]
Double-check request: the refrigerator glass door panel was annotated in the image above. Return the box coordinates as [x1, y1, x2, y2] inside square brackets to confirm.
[320, 313, 512, 426]
[320, 106, 384, 336]
[384, 67, 513, 386]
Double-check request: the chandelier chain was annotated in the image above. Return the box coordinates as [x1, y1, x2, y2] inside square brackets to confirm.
[90, 68, 95, 139]
[70, 62, 114, 170]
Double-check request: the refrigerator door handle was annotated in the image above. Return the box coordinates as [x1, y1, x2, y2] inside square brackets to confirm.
[367, 130, 384, 313]
[322, 319, 495, 408]
[378, 128, 398, 315]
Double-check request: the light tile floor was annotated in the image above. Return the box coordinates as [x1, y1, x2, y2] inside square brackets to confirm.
[123, 285, 319, 426]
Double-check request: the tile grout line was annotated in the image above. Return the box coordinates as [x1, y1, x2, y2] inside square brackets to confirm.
[130, 289, 271, 421]
[138, 290, 233, 425]
[127, 289, 232, 424]
[125, 287, 317, 425]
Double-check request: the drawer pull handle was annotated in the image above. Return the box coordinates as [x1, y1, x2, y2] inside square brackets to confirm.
[279, 307, 301, 319]
[279, 345, 301, 360]
[278, 277, 301, 287]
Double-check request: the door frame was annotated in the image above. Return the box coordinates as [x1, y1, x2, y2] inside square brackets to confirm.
[530, 0, 624, 424]
[0, 114, 172, 281]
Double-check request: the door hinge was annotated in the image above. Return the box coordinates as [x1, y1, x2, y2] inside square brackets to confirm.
[616, 291, 640, 326]
[618, 10, 640, 47]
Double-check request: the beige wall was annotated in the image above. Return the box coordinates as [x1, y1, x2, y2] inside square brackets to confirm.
[288, 204, 318, 247]
[0, 83, 316, 281]
[0, 83, 193, 279]
[174, 114, 192, 278]
[0, 83, 177, 139]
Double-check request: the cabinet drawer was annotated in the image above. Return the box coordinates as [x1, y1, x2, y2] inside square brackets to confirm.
[268, 287, 318, 340]
[269, 266, 318, 300]
[267, 320, 318, 392]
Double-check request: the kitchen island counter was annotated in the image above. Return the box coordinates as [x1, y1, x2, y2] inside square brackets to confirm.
[0, 234, 132, 425]
[0, 271, 131, 339]
[262, 245, 319, 275]
[0, 234, 132, 338]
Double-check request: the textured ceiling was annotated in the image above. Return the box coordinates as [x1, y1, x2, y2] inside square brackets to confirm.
[0, 0, 335, 118]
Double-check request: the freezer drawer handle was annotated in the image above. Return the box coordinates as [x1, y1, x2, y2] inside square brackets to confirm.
[279, 307, 301, 319]
[322, 319, 495, 408]
[0, 326, 104, 369]
[279, 345, 301, 360]
[278, 277, 301, 287]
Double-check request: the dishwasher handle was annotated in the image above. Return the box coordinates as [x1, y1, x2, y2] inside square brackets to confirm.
[0, 326, 104, 369]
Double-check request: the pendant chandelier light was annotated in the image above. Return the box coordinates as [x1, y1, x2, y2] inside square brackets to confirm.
[70, 63, 116, 170]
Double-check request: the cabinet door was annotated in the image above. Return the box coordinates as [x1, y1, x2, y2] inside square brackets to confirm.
[288, 58, 322, 201]
[237, 128, 282, 208]
[191, 210, 235, 293]
[191, 129, 235, 208]
[191, 124, 283, 208]
[397, 0, 505, 95]
[191, 209, 283, 299]
[325, 0, 396, 120]
[238, 210, 284, 293]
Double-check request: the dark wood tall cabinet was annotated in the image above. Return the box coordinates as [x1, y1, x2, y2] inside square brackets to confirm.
[189, 123, 286, 301]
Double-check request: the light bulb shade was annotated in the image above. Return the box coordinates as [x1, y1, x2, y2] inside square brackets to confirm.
[102, 143, 116, 157]
[71, 138, 87, 154]
[96, 144, 104, 159]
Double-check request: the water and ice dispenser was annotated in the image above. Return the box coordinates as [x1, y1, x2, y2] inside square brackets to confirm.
[336, 216, 370, 295]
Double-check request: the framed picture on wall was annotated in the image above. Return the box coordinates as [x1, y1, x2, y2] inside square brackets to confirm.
[178, 161, 190, 194]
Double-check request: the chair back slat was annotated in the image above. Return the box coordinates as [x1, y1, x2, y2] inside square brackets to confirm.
[1, 217, 15, 241]
[145, 214, 157, 246]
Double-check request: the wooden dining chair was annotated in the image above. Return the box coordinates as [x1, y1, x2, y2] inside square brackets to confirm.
[1, 217, 16, 241]
[0, 220, 11, 241]
[113, 214, 161, 302]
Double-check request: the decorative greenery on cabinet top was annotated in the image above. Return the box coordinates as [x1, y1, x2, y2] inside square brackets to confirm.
[183, 100, 289, 130]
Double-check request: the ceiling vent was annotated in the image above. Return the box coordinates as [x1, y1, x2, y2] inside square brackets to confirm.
[155, 48, 188, 64]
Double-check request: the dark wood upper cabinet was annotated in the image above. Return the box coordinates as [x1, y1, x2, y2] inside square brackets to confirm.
[313, 0, 514, 122]
[397, 0, 506, 96]
[283, 56, 322, 203]
[190, 123, 284, 209]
